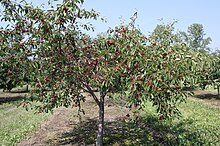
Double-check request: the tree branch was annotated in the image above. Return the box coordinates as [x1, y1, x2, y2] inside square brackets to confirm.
[82, 81, 100, 106]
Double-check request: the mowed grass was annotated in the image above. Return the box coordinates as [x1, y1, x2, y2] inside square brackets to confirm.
[0, 89, 219, 145]
[0, 93, 50, 146]
[140, 96, 220, 146]
[42, 93, 220, 146]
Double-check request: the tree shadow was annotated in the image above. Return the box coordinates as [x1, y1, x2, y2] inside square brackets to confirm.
[1, 84, 32, 94]
[0, 95, 26, 104]
[182, 86, 196, 91]
[47, 116, 207, 146]
[0, 86, 33, 104]
[194, 93, 220, 100]
[10, 90, 29, 93]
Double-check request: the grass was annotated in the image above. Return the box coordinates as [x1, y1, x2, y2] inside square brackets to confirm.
[1, 88, 219, 145]
[0, 93, 50, 146]
[140, 96, 220, 146]
[45, 95, 220, 146]
[203, 85, 217, 92]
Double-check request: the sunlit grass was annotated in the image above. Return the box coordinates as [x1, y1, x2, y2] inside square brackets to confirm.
[0, 99, 50, 145]
[141, 97, 220, 145]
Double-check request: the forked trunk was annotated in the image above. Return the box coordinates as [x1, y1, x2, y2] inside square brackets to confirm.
[96, 94, 105, 146]
[85, 83, 106, 146]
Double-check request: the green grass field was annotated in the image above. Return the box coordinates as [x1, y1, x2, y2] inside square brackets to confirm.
[0, 96, 50, 146]
[139, 97, 220, 145]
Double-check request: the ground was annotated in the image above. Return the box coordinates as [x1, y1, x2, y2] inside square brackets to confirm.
[1, 90, 219, 145]
[17, 93, 129, 146]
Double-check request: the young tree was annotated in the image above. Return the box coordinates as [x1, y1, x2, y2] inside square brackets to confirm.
[1, 1, 197, 145]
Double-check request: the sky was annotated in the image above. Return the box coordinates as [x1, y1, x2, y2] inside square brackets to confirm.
[1, 0, 220, 50]
[81, 0, 220, 50]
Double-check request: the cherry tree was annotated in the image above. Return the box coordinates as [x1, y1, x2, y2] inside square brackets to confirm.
[0, 0, 197, 145]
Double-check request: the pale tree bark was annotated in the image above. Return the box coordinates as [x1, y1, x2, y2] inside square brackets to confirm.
[96, 90, 106, 146]
[84, 81, 106, 146]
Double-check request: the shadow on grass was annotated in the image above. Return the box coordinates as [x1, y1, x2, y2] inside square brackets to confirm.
[0, 95, 26, 104]
[182, 86, 197, 91]
[10, 90, 29, 93]
[194, 93, 220, 100]
[0, 87, 32, 104]
[47, 116, 207, 146]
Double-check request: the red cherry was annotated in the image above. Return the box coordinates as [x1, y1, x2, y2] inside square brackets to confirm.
[135, 103, 140, 107]
[137, 78, 143, 81]
[152, 42, 157, 46]
[52, 94, 57, 98]
[134, 65, 139, 69]
[159, 116, 166, 120]
[45, 77, 49, 82]
[46, 28, 49, 33]
[163, 53, 167, 57]
[176, 86, 181, 90]
[121, 27, 126, 32]
[63, 7, 68, 12]
[107, 40, 113, 45]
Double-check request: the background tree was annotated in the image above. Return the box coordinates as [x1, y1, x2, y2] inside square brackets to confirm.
[0, 27, 29, 91]
[211, 52, 220, 97]
[149, 21, 182, 44]
[194, 52, 214, 90]
[178, 23, 215, 90]
[180, 23, 212, 52]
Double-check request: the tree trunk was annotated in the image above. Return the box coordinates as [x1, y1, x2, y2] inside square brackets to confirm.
[218, 86, 220, 98]
[26, 84, 29, 92]
[96, 93, 105, 146]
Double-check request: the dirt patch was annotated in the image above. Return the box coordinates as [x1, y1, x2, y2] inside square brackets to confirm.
[17, 107, 74, 146]
[16, 90, 220, 145]
[17, 95, 128, 146]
